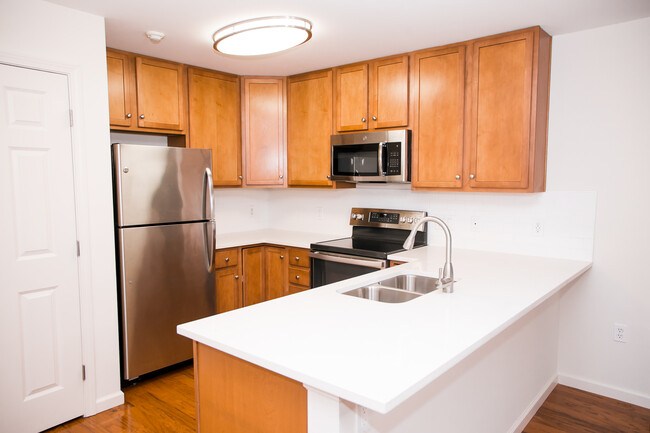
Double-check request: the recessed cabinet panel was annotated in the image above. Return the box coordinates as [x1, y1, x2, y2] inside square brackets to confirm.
[335, 64, 368, 132]
[106, 52, 134, 127]
[371, 56, 409, 129]
[136, 57, 185, 131]
[412, 47, 465, 188]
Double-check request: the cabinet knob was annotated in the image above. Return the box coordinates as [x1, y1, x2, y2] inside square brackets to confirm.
[361, 117, 366, 122]
[126, 113, 132, 119]
[225, 257, 229, 262]
[295, 275, 300, 280]
[238, 175, 243, 179]
[280, 255, 284, 259]
[234, 275, 239, 279]
[372, 116, 377, 121]
[139, 114, 145, 119]
[455, 175, 460, 180]
[279, 175, 283, 179]
[326, 175, 331, 179]
[295, 257, 300, 261]
[469, 174, 475, 179]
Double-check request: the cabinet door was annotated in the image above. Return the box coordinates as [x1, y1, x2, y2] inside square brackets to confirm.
[106, 50, 135, 127]
[370, 55, 409, 129]
[411, 46, 465, 188]
[215, 267, 241, 314]
[188, 68, 242, 186]
[264, 246, 287, 300]
[242, 247, 265, 307]
[242, 78, 286, 186]
[335, 64, 368, 132]
[467, 31, 534, 189]
[287, 70, 333, 187]
[135, 56, 186, 131]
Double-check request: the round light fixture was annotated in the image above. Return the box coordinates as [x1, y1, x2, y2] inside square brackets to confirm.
[213, 16, 312, 56]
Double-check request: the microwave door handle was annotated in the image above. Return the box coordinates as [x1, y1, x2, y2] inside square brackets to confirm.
[377, 142, 386, 176]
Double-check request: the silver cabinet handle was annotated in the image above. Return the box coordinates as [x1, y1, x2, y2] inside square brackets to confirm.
[225, 257, 229, 262]
[361, 117, 366, 122]
[126, 113, 132, 119]
[279, 174, 283, 179]
[238, 175, 243, 179]
[372, 116, 377, 121]
[295, 257, 300, 261]
[234, 275, 239, 279]
[139, 114, 145, 119]
[469, 174, 475, 179]
[455, 175, 460, 180]
[326, 175, 331, 179]
[280, 255, 284, 259]
[295, 275, 300, 280]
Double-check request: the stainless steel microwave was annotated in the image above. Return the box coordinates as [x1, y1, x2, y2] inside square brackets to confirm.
[330, 129, 410, 183]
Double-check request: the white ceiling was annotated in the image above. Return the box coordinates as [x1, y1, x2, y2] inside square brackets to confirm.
[48, 0, 650, 76]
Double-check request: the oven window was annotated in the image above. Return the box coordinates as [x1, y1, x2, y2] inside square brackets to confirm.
[332, 144, 382, 176]
[311, 257, 381, 288]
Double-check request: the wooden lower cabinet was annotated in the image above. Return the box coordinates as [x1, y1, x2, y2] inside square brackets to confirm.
[194, 342, 307, 433]
[265, 246, 288, 300]
[215, 245, 310, 312]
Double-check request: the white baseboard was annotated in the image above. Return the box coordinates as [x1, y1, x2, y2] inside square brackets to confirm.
[509, 376, 558, 433]
[91, 391, 125, 415]
[558, 374, 650, 409]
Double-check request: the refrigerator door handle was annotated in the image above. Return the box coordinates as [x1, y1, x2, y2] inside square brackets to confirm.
[203, 168, 215, 273]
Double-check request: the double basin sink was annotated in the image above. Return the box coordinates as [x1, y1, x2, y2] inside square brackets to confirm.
[341, 274, 439, 303]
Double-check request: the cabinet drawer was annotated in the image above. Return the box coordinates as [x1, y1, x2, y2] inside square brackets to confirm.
[288, 248, 310, 268]
[288, 284, 309, 295]
[214, 248, 239, 269]
[288, 267, 310, 287]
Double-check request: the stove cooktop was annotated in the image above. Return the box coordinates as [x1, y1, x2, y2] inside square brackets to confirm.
[310, 237, 408, 260]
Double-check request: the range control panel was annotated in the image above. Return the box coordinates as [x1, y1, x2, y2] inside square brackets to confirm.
[349, 208, 427, 230]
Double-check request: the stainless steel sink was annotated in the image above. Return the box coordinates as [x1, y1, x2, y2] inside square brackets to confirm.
[377, 274, 439, 294]
[341, 285, 422, 303]
[340, 274, 443, 303]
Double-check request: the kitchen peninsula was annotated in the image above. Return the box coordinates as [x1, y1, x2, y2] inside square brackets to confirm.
[178, 243, 591, 433]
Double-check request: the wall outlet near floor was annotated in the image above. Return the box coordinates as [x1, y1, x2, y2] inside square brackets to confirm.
[613, 323, 628, 342]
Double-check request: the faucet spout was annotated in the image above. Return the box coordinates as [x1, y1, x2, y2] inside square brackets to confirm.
[403, 216, 454, 293]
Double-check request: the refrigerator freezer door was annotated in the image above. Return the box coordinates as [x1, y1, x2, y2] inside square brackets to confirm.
[118, 222, 216, 380]
[113, 144, 213, 227]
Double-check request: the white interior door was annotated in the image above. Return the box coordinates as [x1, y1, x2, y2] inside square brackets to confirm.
[0, 64, 84, 432]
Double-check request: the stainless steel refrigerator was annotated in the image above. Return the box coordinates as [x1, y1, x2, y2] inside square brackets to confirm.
[112, 144, 216, 380]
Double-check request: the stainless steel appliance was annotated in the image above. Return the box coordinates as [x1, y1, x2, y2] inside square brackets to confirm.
[112, 144, 216, 380]
[330, 129, 411, 183]
[310, 208, 427, 287]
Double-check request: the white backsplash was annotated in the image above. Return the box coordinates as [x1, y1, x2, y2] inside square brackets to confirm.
[213, 186, 596, 261]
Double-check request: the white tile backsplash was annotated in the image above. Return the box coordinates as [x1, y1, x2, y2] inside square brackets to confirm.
[213, 187, 596, 261]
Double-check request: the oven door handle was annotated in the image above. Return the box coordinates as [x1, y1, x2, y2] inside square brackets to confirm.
[308, 251, 387, 269]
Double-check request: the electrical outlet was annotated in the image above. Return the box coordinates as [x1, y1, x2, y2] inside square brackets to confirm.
[249, 205, 255, 217]
[534, 221, 544, 237]
[613, 323, 628, 343]
[471, 216, 479, 232]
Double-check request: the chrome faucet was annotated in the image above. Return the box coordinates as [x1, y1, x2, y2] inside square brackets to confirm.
[403, 216, 455, 293]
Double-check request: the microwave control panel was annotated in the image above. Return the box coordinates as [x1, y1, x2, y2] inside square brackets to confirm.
[386, 142, 401, 175]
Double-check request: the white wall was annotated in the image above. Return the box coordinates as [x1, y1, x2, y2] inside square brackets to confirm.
[547, 17, 650, 407]
[0, 0, 123, 414]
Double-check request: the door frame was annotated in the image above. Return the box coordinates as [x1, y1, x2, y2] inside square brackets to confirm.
[0, 51, 114, 417]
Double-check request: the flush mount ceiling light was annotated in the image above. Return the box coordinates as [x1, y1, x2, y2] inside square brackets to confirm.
[213, 16, 312, 56]
[145, 31, 165, 44]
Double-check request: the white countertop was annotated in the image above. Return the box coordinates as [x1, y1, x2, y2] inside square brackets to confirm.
[179, 243, 591, 414]
[215, 229, 343, 249]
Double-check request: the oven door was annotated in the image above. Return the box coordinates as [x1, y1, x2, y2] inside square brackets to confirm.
[309, 251, 387, 288]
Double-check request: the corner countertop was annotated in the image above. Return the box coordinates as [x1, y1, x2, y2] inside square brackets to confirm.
[215, 229, 344, 250]
[179, 243, 591, 414]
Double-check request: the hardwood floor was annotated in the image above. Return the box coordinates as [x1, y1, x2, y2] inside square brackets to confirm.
[524, 384, 650, 433]
[45, 363, 197, 433]
[45, 368, 649, 433]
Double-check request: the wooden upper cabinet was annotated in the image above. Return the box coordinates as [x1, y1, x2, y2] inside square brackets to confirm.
[106, 48, 187, 134]
[188, 68, 242, 186]
[370, 56, 409, 129]
[242, 77, 286, 187]
[287, 70, 334, 187]
[411, 45, 466, 189]
[334, 64, 368, 131]
[466, 28, 550, 191]
[106, 50, 135, 128]
[334, 55, 409, 132]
